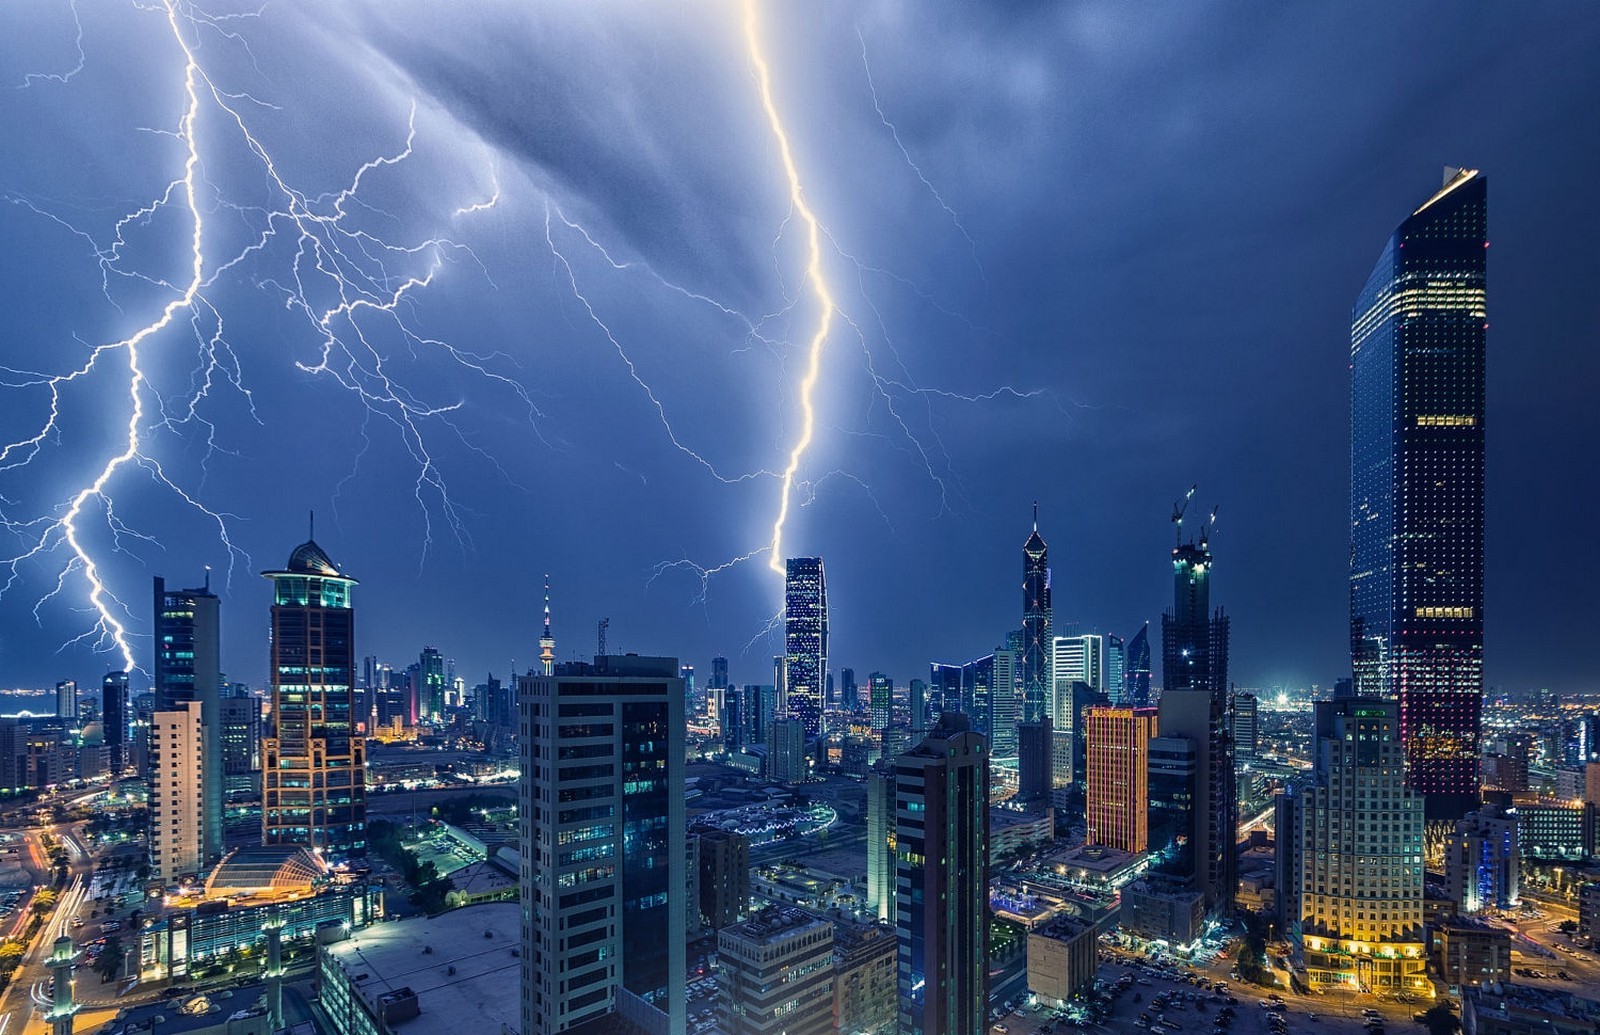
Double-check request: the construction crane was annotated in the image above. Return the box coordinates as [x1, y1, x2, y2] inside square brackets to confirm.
[597, 617, 609, 658]
[1200, 506, 1219, 549]
[1171, 484, 1198, 545]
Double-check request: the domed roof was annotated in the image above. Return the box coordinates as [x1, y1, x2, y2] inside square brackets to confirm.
[286, 538, 342, 576]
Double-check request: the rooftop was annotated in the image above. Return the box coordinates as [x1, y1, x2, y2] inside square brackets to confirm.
[105, 984, 269, 1035]
[204, 845, 324, 898]
[322, 902, 521, 1035]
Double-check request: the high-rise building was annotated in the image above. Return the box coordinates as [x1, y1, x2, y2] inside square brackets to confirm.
[1022, 505, 1052, 724]
[1051, 635, 1104, 735]
[868, 672, 892, 733]
[895, 715, 988, 1035]
[150, 702, 204, 882]
[101, 671, 128, 775]
[219, 692, 263, 801]
[961, 655, 994, 740]
[1158, 528, 1235, 914]
[929, 663, 962, 724]
[840, 668, 857, 711]
[909, 678, 927, 734]
[1444, 804, 1519, 914]
[767, 716, 807, 783]
[1293, 696, 1426, 993]
[1147, 735, 1198, 878]
[1085, 705, 1158, 853]
[154, 574, 224, 863]
[831, 918, 898, 1035]
[54, 681, 77, 721]
[784, 557, 828, 738]
[1232, 691, 1259, 761]
[418, 646, 446, 721]
[723, 687, 745, 752]
[717, 908, 834, 1035]
[1105, 633, 1126, 706]
[711, 655, 729, 691]
[262, 539, 365, 859]
[1350, 168, 1487, 825]
[865, 763, 896, 925]
[990, 646, 1019, 758]
[697, 827, 750, 930]
[1017, 719, 1053, 804]
[518, 654, 686, 1035]
[1125, 624, 1152, 707]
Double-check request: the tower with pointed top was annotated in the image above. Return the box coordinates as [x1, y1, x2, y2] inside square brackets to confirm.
[1022, 504, 1052, 724]
[539, 575, 556, 677]
[262, 536, 365, 859]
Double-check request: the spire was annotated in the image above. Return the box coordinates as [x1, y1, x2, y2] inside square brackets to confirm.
[543, 575, 552, 637]
[1032, 500, 1038, 532]
[539, 574, 556, 676]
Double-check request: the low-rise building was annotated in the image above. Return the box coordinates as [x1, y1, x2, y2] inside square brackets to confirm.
[832, 918, 895, 1035]
[990, 805, 1055, 864]
[1120, 878, 1205, 948]
[1027, 914, 1098, 1007]
[1578, 882, 1600, 947]
[718, 908, 834, 1035]
[319, 902, 521, 1035]
[1462, 984, 1600, 1035]
[1434, 917, 1512, 990]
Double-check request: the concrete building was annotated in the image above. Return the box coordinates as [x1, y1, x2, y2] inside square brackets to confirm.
[1434, 916, 1511, 990]
[990, 805, 1055, 864]
[718, 908, 835, 1035]
[219, 692, 262, 801]
[518, 655, 686, 1035]
[1444, 805, 1519, 914]
[1231, 691, 1258, 761]
[697, 827, 750, 930]
[1462, 984, 1600, 1035]
[150, 702, 205, 882]
[832, 919, 896, 1035]
[865, 764, 895, 925]
[1027, 914, 1099, 1007]
[1120, 879, 1206, 948]
[767, 716, 807, 783]
[1085, 705, 1157, 852]
[1579, 882, 1600, 947]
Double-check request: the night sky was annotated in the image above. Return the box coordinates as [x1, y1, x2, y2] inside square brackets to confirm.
[0, 3, 1595, 695]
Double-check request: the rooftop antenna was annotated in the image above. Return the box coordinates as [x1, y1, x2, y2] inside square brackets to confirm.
[308, 509, 315, 540]
[597, 617, 610, 657]
[1032, 500, 1038, 532]
[203, 565, 211, 593]
[1171, 484, 1197, 546]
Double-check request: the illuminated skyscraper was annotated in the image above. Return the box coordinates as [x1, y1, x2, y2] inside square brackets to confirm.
[1126, 624, 1152, 707]
[1105, 633, 1126, 705]
[262, 538, 365, 859]
[101, 671, 128, 774]
[1351, 168, 1487, 824]
[154, 574, 224, 863]
[1085, 705, 1158, 853]
[868, 672, 892, 732]
[1022, 506, 1051, 724]
[418, 646, 445, 720]
[784, 557, 828, 738]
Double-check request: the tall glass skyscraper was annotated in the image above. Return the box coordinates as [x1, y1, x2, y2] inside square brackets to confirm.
[153, 574, 224, 864]
[1126, 624, 1152, 707]
[1350, 168, 1486, 823]
[783, 557, 827, 737]
[262, 538, 365, 859]
[1021, 506, 1051, 723]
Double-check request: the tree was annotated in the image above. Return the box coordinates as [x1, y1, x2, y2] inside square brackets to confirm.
[31, 889, 57, 914]
[1422, 1003, 1461, 1035]
[95, 935, 123, 983]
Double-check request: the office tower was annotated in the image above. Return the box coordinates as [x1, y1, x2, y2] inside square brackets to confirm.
[840, 668, 857, 711]
[1232, 691, 1259, 761]
[1126, 624, 1152, 707]
[1051, 634, 1104, 733]
[723, 687, 745, 752]
[262, 538, 365, 859]
[1085, 705, 1158, 852]
[54, 681, 77, 721]
[1105, 633, 1126, 705]
[990, 646, 1019, 758]
[150, 702, 204, 881]
[929, 663, 962, 723]
[868, 672, 892, 732]
[1017, 719, 1053, 804]
[681, 664, 697, 718]
[767, 717, 806, 783]
[154, 574, 224, 864]
[518, 654, 686, 1035]
[219, 693, 262, 800]
[866, 764, 896, 924]
[746, 683, 776, 745]
[896, 715, 988, 1035]
[909, 678, 927, 734]
[102, 671, 128, 775]
[1350, 168, 1487, 824]
[960, 655, 994, 740]
[784, 557, 828, 737]
[1294, 696, 1426, 992]
[1444, 803, 1519, 914]
[418, 646, 445, 720]
[717, 908, 834, 1035]
[1022, 505, 1052, 724]
[1161, 541, 1228, 698]
[1147, 735, 1198, 876]
[711, 655, 729, 691]
[697, 827, 751, 930]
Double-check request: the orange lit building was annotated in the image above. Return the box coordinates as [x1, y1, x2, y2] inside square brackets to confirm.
[1085, 705, 1158, 852]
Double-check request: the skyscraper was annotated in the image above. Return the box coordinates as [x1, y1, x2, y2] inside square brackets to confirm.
[518, 654, 686, 1035]
[1051, 634, 1104, 728]
[711, 655, 729, 691]
[1105, 633, 1126, 705]
[154, 574, 224, 863]
[896, 714, 988, 1035]
[1351, 168, 1487, 824]
[960, 654, 994, 740]
[1022, 506, 1052, 724]
[929, 663, 962, 723]
[990, 645, 1019, 758]
[101, 671, 128, 774]
[784, 557, 827, 738]
[262, 538, 365, 859]
[54, 680, 76, 721]
[1146, 735, 1198, 877]
[418, 646, 445, 720]
[1085, 705, 1158, 853]
[1016, 718, 1053, 804]
[1293, 696, 1427, 993]
[865, 764, 896, 924]
[149, 701, 204, 881]
[1232, 691, 1259, 761]
[1126, 624, 1152, 707]
[868, 671, 892, 732]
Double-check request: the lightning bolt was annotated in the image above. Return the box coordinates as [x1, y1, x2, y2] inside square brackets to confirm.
[742, 0, 835, 576]
[2, 0, 524, 663]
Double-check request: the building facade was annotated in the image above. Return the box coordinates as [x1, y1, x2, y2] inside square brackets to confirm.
[150, 702, 205, 882]
[784, 557, 828, 738]
[697, 827, 750, 930]
[102, 671, 129, 775]
[1350, 168, 1487, 824]
[154, 575, 225, 863]
[261, 539, 365, 860]
[1022, 508, 1051, 724]
[717, 908, 834, 1035]
[1085, 706, 1158, 853]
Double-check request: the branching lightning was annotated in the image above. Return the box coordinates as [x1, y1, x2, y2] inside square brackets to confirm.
[742, 0, 836, 576]
[1, 0, 522, 665]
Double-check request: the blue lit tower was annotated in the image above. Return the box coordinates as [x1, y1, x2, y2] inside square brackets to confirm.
[1021, 504, 1051, 724]
[784, 557, 828, 737]
[262, 537, 365, 859]
[1126, 623, 1152, 707]
[1351, 168, 1486, 823]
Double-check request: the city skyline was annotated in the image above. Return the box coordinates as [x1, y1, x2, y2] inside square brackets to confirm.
[0, 6, 1596, 698]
